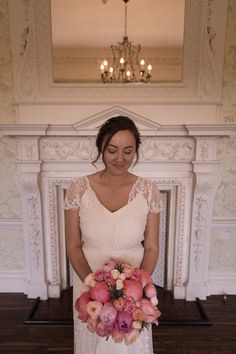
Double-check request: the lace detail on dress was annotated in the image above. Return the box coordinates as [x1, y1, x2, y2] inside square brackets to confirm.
[64, 177, 87, 210]
[129, 178, 161, 214]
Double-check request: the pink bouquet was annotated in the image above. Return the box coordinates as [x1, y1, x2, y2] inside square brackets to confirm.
[75, 259, 161, 345]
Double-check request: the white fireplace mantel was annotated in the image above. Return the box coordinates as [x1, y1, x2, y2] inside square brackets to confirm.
[1, 117, 235, 300]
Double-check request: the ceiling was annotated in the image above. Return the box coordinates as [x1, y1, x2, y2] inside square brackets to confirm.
[51, 0, 186, 50]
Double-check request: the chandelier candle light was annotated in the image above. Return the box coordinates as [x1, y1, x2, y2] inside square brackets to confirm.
[100, 0, 152, 83]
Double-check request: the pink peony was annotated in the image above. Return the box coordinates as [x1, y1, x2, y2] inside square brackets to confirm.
[90, 281, 111, 303]
[86, 317, 98, 333]
[99, 302, 117, 326]
[140, 298, 161, 324]
[75, 292, 91, 322]
[123, 280, 143, 301]
[86, 300, 103, 319]
[117, 310, 133, 333]
[139, 269, 152, 288]
[144, 283, 157, 299]
[124, 329, 140, 345]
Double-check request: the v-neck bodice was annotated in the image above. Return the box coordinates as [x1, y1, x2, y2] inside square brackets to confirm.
[84, 175, 140, 214]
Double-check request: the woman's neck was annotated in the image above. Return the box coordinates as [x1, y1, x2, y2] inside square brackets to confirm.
[99, 170, 131, 186]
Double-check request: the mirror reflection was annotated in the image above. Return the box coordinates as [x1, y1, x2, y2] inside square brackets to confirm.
[51, 0, 185, 84]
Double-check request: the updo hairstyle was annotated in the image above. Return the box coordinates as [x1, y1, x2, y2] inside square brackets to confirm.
[92, 116, 141, 165]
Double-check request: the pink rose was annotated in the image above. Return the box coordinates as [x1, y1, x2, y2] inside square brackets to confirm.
[99, 302, 117, 326]
[104, 324, 115, 337]
[102, 259, 116, 272]
[104, 272, 114, 284]
[123, 280, 143, 301]
[75, 292, 91, 322]
[144, 283, 157, 299]
[90, 282, 111, 303]
[94, 270, 105, 281]
[123, 297, 135, 313]
[124, 329, 140, 345]
[117, 310, 133, 333]
[96, 320, 106, 337]
[140, 299, 161, 324]
[139, 269, 152, 288]
[130, 268, 141, 282]
[86, 317, 98, 333]
[86, 300, 103, 319]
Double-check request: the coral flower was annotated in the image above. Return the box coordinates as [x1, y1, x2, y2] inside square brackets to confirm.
[132, 308, 145, 321]
[114, 297, 125, 312]
[141, 299, 161, 324]
[123, 280, 143, 301]
[75, 292, 91, 323]
[90, 281, 110, 303]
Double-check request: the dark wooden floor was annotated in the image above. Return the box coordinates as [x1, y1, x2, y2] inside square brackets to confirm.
[0, 293, 236, 354]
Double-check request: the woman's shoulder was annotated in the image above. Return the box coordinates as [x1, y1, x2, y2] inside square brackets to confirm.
[138, 177, 159, 189]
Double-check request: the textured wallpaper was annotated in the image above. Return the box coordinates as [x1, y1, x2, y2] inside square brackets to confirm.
[213, 0, 236, 219]
[0, 0, 16, 123]
[222, 0, 236, 124]
[0, 0, 22, 272]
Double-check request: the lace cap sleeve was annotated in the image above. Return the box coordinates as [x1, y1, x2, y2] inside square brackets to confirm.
[64, 177, 86, 210]
[146, 180, 161, 214]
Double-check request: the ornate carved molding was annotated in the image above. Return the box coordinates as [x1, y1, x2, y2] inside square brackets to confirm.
[8, 0, 227, 102]
[156, 178, 187, 288]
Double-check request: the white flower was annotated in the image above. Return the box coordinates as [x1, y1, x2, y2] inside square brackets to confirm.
[84, 273, 96, 287]
[111, 269, 120, 280]
[118, 272, 126, 281]
[132, 320, 142, 330]
[116, 279, 124, 290]
[151, 296, 158, 306]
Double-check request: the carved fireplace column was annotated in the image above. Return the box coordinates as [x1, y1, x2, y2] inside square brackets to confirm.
[186, 135, 220, 300]
[16, 136, 47, 299]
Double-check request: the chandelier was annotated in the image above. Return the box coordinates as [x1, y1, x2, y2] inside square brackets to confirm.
[99, 0, 152, 83]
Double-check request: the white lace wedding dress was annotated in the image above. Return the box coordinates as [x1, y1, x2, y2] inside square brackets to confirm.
[64, 176, 161, 354]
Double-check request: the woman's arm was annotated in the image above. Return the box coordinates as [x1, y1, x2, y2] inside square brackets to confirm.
[140, 211, 160, 275]
[65, 209, 92, 282]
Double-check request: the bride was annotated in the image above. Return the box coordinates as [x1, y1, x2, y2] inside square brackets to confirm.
[64, 116, 160, 354]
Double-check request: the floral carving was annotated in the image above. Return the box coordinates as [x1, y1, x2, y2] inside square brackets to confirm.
[40, 138, 96, 161]
[141, 138, 194, 161]
[27, 194, 41, 271]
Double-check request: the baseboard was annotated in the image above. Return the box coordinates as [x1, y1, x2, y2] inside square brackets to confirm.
[0, 271, 26, 293]
[208, 273, 236, 295]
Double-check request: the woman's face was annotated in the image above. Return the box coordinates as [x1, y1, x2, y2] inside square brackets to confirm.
[102, 130, 136, 175]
